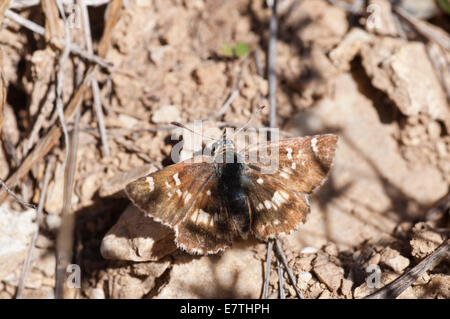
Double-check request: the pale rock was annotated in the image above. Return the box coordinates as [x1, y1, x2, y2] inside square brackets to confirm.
[99, 164, 157, 198]
[318, 289, 332, 299]
[101, 204, 177, 261]
[340, 278, 353, 297]
[89, 287, 106, 299]
[380, 247, 410, 273]
[313, 261, 344, 291]
[385, 255, 410, 273]
[81, 173, 102, 200]
[22, 286, 55, 299]
[45, 214, 61, 232]
[410, 222, 444, 259]
[297, 271, 312, 290]
[155, 241, 262, 298]
[0, 206, 36, 281]
[301, 247, 318, 254]
[117, 113, 139, 129]
[151, 105, 181, 124]
[366, 0, 398, 36]
[149, 45, 173, 65]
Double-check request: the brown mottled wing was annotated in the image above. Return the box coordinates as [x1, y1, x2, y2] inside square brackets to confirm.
[243, 169, 310, 240]
[125, 156, 234, 255]
[242, 134, 338, 194]
[174, 175, 235, 254]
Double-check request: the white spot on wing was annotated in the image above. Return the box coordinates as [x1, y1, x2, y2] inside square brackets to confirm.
[273, 219, 280, 225]
[176, 189, 182, 197]
[257, 203, 265, 211]
[257, 178, 264, 184]
[190, 209, 199, 222]
[146, 177, 154, 192]
[311, 137, 319, 153]
[291, 162, 296, 169]
[280, 172, 290, 179]
[206, 190, 211, 196]
[197, 209, 210, 225]
[264, 200, 272, 209]
[272, 191, 287, 207]
[286, 147, 293, 159]
[173, 173, 181, 186]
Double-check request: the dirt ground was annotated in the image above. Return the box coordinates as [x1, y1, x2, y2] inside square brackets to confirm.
[0, 0, 449, 299]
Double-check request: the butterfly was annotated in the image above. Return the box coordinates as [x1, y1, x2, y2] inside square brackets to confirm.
[125, 126, 338, 255]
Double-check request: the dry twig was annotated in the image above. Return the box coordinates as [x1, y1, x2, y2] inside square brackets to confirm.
[262, 239, 273, 299]
[274, 239, 304, 299]
[55, 106, 81, 299]
[365, 239, 450, 299]
[268, 0, 278, 129]
[79, 0, 110, 157]
[16, 156, 55, 299]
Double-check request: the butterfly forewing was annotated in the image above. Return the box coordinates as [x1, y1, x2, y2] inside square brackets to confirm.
[125, 156, 214, 228]
[243, 134, 338, 194]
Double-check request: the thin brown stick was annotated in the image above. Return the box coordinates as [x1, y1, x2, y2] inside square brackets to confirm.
[365, 238, 450, 299]
[0, 178, 36, 209]
[393, 6, 450, 51]
[268, 0, 278, 130]
[55, 106, 81, 299]
[53, 0, 72, 188]
[79, 0, 110, 157]
[277, 258, 285, 299]
[274, 239, 304, 299]
[16, 156, 55, 299]
[262, 239, 273, 299]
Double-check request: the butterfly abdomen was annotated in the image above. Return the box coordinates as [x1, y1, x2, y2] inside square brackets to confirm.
[217, 160, 251, 238]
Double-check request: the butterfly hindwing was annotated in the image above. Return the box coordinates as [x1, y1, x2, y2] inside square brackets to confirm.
[242, 134, 338, 194]
[243, 169, 310, 240]
[175, 175, 235, 254]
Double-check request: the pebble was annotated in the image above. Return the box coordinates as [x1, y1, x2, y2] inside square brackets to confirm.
[151, 105, 181, 123]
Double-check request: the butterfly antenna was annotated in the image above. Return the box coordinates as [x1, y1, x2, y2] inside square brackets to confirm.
[170, 122, 216, 141]
[231, 105, 266, 137]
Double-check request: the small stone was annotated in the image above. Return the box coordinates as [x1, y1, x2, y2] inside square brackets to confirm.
[45, 214, 61, 232]
[301, 247, 318, 254]
[148, 45, 173, 65]
[313, 262, 344, 291]
[340, 278, 353, 297]
[412, 272, 430, 286]
[385, 254, 410, 273]
[151, 105, 181, 124]
[296, 254, 315, 272]
[318, 289, 332, 299]
[427, 121, 441, 140]
[367, 253, 381, 266]
[89, 288, 106, 299]
[410, 222, 444, 259]
[117, 113, 139, 129]
[380, 247, 409, 273]
[81, 174, 101, 200]
[297, 271, 312, 290]
[308, 282, 324, 299]
[324, 243, 338, 256]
